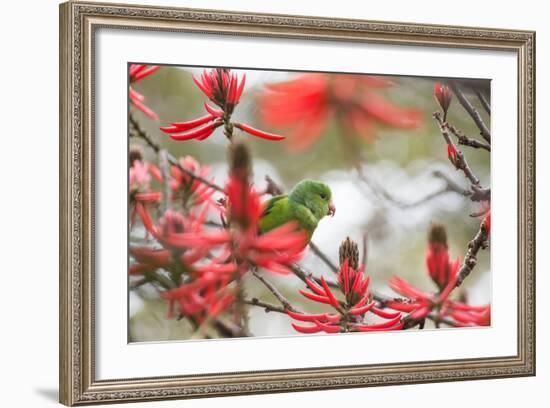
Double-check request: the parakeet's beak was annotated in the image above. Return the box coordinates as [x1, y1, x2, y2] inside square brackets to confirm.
[328, 201, 336, 217]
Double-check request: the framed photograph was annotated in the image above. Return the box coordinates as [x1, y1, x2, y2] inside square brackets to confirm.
[59, 1, 535, 405]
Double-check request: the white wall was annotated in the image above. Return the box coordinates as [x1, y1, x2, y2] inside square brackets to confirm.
[0, 0, 546, 406]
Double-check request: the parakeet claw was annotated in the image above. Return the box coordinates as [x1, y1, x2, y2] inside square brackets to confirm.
[328, 201, 336, 217]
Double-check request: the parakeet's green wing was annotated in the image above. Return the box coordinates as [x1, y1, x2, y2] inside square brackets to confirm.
[259, 195, 290, 233]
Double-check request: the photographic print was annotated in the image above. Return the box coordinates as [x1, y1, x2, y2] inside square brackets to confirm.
[60, 3, 535, 404]
[128, 65, 491, 342]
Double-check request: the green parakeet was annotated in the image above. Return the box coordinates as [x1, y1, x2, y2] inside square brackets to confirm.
[260, 180, 335, 242]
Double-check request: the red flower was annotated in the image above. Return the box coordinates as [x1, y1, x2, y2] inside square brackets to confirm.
[434, 81, 453, 119]
[129, 159, 162, 201]
[425, 224, 459, 290]
[193, 68, 246, 112]
[386, 224, 490, 327]
[161, 273, 235, 321]
[160, 114, 224, 141]
[387, 275, 490, 327]
[447, 143, 459, 168]
[482, 210, 491, 234]
[136, 204, 213, 251]
[233, 123, 286, 141]
[129, 245, 175, 277]
[257, 73, 422, 152]
[161, 68, 285, 142]
[169, 156, 216, 207]
[129, 64, 160, 120]
[475, 202, 491, 235]
[288, 258, 403, 334]
[129, 158, 162, 228]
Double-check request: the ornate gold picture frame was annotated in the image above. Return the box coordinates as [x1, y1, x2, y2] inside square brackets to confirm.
[59, 1, 535, 405]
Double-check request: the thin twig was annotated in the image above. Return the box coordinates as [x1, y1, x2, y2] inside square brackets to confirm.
[356, 166, 469, 208]
[403, 312, 458, 328]
[308, 241, 338, 273]
[431, 170, 471, 197]
[433, 112, 481, 186]
[252, 269, 303, 313]
[264, 175, 284, 196]
[129, 277, 150, 290]
[245, 298, 287, 314]
[159, 150, 171, 214]
[476, 91, 491, 115]
[361, 233, 369, 270]
[449, 82, 491, 143]
[432, 170, 490, 202]
[446, 123, 491, 152]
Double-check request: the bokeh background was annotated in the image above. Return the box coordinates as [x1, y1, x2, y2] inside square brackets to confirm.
[129, 66, 491, 341]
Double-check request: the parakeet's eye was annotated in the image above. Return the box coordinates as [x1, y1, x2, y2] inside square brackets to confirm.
[320, 193, 327, 200]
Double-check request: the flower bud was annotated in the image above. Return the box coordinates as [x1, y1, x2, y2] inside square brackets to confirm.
[428, 223, 448, 247]
[426, 223, 451, 290]
[339, 237, 359, 270]
[228, 141, 252, 183]
[226, 142, 259, 230]
[482, 210, 491, 235]
[447, 143, 459, 168]
[434, 81, 453, 119]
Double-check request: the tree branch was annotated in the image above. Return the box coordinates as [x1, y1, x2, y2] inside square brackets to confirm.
[476, 90, 491, 115]
[449, 82, 491, 143]
[252, 269, 303, 313]
[263, 175, 284, 196]
[446, 122, 491, 152]
[356, 165, 473, 209]
[159, 150, 171, 213]
[455, 223, 490, 287]
[431, 170, 471, 196]
[433, 112, 481, 187]
[245, 298, 287, 314]
[308, 241, 339, 273]
[431, 170, 490, 202]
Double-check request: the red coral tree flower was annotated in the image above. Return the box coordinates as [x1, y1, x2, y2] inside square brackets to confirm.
[129, 159, 162, 203]
[129, 147, 162, 227]
[169, 156, 216, 208]
[288, 238, 403, 334]
[161, 273, 235, 322]
[257, 73, 422, 152]
[386, 224, 490, 327]
[425, 223, 459, 290]
[161, 68, 285, 142]
[132, 207, 213, 271]
[132, 205, 237, 320]
[129, 64, 160, 120]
